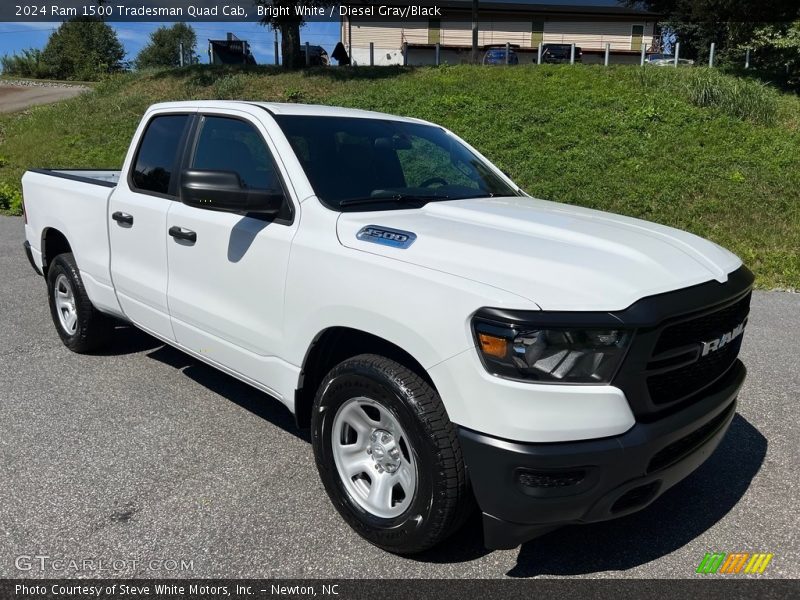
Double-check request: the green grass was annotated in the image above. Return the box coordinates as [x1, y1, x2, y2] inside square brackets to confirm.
[0, 64, 798, 289]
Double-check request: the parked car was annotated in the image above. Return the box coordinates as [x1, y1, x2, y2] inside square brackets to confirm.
[300, 44, 329, 66]
[646, 53, 695, 66]
[22, 102, 752, 554]
[541, 43, 582, 63]
[482, 45, 519, 65]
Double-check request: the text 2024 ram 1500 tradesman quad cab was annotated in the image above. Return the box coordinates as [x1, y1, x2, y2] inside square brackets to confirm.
[22, 102, 752, 554]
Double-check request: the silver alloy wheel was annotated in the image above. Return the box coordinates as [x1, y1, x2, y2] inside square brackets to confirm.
[331, 397, 418, 519]
[54, 273, 78, 335]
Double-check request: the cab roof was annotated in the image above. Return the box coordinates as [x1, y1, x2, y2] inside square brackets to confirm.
[147, 100, 429, 124]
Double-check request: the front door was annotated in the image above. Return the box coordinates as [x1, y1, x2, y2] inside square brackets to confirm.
[165, 110, 297, 391]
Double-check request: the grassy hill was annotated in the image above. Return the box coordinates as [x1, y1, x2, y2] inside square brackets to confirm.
[0, 65, 798, 290]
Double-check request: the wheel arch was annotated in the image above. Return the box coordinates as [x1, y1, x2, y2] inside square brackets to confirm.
[294, 326, 436, 429]
[40, 227, 72, 276]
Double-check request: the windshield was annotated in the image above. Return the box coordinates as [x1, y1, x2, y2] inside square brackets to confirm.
[272, 115, 522, 211]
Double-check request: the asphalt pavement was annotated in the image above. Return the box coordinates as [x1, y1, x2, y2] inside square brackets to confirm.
[0, 215, 797, 578]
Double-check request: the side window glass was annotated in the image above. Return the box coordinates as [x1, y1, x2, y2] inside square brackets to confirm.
[131, 115, 189, 195]
[192, 116, 281, 191]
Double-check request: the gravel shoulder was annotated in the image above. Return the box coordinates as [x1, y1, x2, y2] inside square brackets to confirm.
[0, 81, 86, 113]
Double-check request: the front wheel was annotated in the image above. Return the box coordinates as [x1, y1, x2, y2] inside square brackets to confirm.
[311, 354, 472, 554]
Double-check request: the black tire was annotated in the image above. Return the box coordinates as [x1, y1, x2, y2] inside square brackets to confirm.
[311, 353, 472, 554]
[46, 253, 112, 353]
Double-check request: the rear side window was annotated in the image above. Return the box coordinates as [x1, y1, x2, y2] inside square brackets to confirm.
[131, 114, 189, 195]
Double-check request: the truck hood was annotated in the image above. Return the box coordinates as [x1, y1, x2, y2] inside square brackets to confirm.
[335, 196, 742, 311]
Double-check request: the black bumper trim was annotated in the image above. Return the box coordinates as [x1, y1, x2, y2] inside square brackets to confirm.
[460, 360, 745, 550]
[23, 241, 42, 276]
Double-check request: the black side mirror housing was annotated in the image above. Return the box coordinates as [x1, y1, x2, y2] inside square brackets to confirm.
[180, 169, 284, 216]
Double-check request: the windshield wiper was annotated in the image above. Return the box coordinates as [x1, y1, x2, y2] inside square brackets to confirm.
[339, 194, 450, 207]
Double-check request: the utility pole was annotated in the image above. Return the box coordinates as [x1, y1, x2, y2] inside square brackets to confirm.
[348, 17, 353, 64]
[471, 0, 479, 64]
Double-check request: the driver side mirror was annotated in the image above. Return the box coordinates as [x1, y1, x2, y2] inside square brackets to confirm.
[180, 169, 284, 216]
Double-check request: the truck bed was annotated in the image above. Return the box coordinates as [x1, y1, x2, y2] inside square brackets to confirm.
[22, 167, 122, 317]
[28, 168, 121, 188]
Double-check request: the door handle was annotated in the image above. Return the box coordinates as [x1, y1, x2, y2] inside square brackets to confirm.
[112, 211, 133, 226]
[168, 226, 197, 243]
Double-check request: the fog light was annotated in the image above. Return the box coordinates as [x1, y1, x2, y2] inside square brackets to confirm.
[516, 469, 586, 489]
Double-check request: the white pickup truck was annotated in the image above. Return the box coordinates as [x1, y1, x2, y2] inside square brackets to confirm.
[22, 101, 752, 554]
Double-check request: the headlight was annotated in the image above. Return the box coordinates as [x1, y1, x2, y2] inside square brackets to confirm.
[472, 317, 632, 384]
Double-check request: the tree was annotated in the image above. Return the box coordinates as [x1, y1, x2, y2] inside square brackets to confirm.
[626, 0, 799, 61]
[627, 0, 797, 23]
[744, 20, 800, 88]
[255, 0, 335, 69]
[40, 18, 124, 80]
[0, 49, 49, 79]
[135, 23, 197, 69]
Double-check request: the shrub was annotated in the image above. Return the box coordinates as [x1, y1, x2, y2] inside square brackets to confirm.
[283, 88, 306, 102]
[1, 49, 51, 79]
[212, 74, 245, 99]
[0, 182, 22, 214]
[685, 69, 778, 125]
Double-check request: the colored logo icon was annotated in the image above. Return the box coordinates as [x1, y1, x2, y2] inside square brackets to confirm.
[697, 552, 774, 574]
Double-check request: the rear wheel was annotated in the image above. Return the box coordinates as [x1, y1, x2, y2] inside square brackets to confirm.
[46, 253, 112, 353]
[311, 354, 472, 554]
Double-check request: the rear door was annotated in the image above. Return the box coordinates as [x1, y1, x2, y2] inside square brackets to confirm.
[165, 109, 298, 390]
[109, 110, 194, 340]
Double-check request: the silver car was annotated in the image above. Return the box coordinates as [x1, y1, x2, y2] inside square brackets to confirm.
[646, 53, 695, 66]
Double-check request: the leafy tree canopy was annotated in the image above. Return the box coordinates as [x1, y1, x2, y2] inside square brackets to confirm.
[628, 0, 798, 23]
[135, 23, 197, 69]
[40, 17, 124, 80]
[629, 0, 800, 86]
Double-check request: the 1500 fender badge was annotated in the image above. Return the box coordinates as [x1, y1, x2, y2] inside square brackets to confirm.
[356, 225, 417, 249]
[701, 321, 746, 356]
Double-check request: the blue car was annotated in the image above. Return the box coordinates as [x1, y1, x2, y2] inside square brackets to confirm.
[482, 46, 519, 65]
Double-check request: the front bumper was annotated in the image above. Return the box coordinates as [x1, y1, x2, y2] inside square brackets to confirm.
[460, 359, 745, 550]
